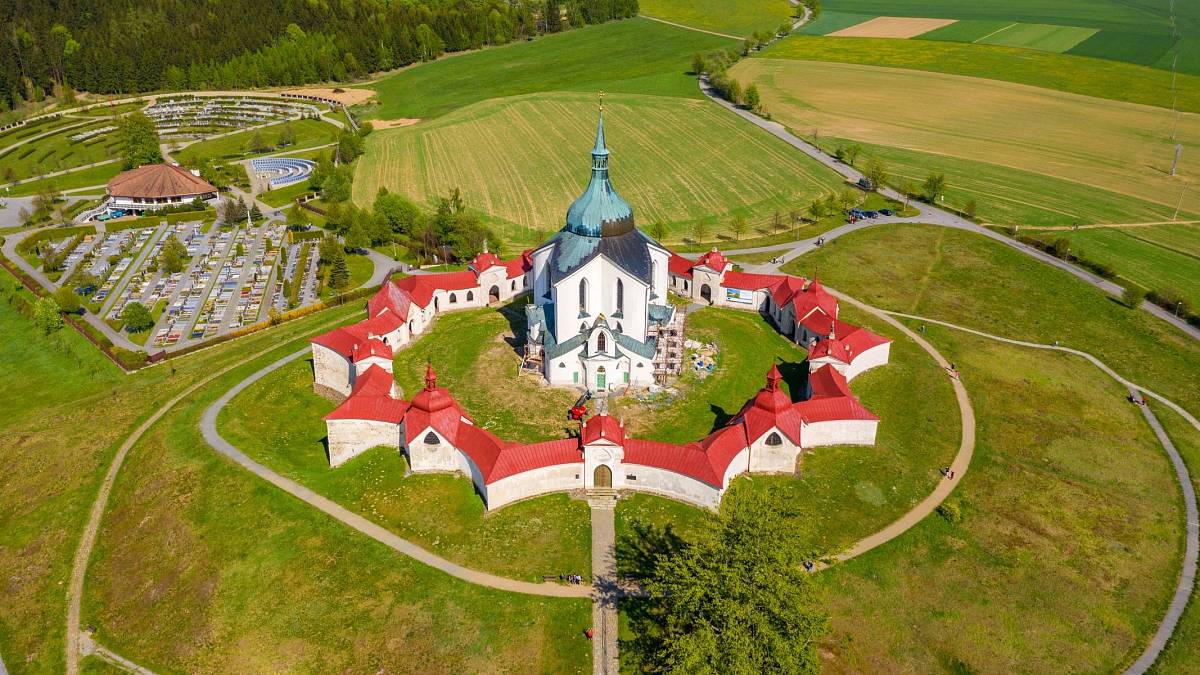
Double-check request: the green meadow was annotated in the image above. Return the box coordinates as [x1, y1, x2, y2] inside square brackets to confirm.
[639, 0, 794, 36]
[357, 18, 732, 121]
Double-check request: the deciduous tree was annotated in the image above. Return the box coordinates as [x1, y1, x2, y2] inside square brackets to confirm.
[121, 301, 153, 332]
[117, 112, 162, 169]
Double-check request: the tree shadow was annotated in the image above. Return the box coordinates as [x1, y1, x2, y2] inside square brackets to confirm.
[615, 518, 688, 580]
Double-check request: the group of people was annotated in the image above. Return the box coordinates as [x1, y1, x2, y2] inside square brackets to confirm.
[562, 573, 585, 585]
[941, 466, 956, 480]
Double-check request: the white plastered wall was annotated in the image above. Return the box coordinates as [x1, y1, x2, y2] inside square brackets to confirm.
[486, 463, 584, 510]
[802, 419, 879, 447]
[327, 419, 400, 467]
[312, 343, 351, 396]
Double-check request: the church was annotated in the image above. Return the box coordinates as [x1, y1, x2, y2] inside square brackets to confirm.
[524, 109, 675, 391]
[308, 107, 893, 511]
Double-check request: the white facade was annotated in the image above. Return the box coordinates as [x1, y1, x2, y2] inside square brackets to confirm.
[327, 419, 400, 467]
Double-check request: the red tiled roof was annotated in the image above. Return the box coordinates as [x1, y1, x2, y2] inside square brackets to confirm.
[799, 310, 835, 338]
[352, 364, 395, 397]
[624, 438, 723, 487]
[490, 438, 581, 483]
[504, 250, 533, 279]
[723, 270, 786, 292]
[325, 383, 408, 423]
[395, 271, 478, 308]
[668, 253, 694, 279]
[363, 307, 405, 337]
[731, 365, 803, 446]
[795, 396, 878, 423]
[311, 322, 370, 356]
[368, 281, 412, 322]
[352, 337, 392, 363]
[470, 251, 503, 273]
[770, 276, 807, 308]
[792, 279, 838, 318]
[107, 163, 217, 199]
[809, 338, 850, 364]
[695, 249, 730, 273]
[582, 415, 625, 445]
[808, 364, 854, 399]
[839, 323, 892, 354]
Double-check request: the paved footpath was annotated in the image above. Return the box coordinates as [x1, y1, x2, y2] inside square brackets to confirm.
[199, 347, 592, 599]
[880, 311, 1199, 674]
[590, 498, 619, 675]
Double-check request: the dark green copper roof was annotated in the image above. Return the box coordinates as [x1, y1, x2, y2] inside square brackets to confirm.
[564, 109, 634, 238]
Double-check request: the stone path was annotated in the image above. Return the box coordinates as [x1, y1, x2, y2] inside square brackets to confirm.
[199, 347, 592, 599]
[589, 496, 620, 675]
[64, 313, 353, 675]
[875, 311, 1199, 674]
[80, 633, 155, 674]
[0, 649, 7, 675]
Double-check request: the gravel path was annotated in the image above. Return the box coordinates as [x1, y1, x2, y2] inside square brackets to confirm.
[590, 498, 619, 675]
[199, 347, 593, 599]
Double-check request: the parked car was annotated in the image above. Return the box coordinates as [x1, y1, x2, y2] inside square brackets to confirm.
[857, 177, 874, 190]
[879, 208, 895, 216]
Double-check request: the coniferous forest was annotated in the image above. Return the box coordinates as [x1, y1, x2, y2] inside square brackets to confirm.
[0, 0, 638, 112]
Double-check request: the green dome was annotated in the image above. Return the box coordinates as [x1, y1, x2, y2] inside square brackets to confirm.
[564, 110, 634, 238]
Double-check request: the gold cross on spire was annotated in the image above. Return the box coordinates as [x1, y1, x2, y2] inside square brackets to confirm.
[598, 91, 604, 111]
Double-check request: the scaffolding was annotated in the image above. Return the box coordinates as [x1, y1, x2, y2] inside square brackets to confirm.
[650, 310, 686, 382]
[518, 342, 543, 380]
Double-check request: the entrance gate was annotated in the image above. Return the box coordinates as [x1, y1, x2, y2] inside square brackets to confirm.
[594, 464, 612, 488]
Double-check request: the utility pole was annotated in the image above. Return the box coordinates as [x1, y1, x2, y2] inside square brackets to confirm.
[1173, 180, 1190, 221]
[1171, 143, 1182, 176]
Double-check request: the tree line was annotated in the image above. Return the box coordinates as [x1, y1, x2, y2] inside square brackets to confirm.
[1, 0, 638, 113]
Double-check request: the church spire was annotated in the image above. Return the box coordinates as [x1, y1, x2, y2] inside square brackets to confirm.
[591, 94, 609, 171]
[562, 94, 634, 237]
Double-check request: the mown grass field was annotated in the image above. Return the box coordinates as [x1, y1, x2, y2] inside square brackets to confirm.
[812, 136, 1189, 227]
[1025, 225, 1200, 308]
[4, 161, 122, 197]
[816, 324, 1180, 673]
[639, 0, 794, 36]
[357, 18, 731, 121]
[783, 224, 1200, 418]
[756, 35, 1200, 112]
[174, 118, 337, 166]
[353, 91, 845, 246]
[732, 59, 1200, 216]
[218, 355, 593, 581]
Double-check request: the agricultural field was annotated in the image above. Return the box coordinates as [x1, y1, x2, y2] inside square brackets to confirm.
[762, 36, 1200, 113]
[817, 0, 1195, 73]
[811, 136, 1191, 228]
[1025, 225, 1200, 308]
[730, 59, 1200, 216]
[353, 91, 846, 246]
[173, 118, 337, 166]
[0, 119, 124, 183]
[356, 18, 731, 121]
[638, 0, 794, 37]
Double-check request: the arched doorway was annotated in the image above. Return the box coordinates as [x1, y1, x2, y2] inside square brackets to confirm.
[700, 284, 712, 303]
[488, 285, 500, 304]
[594, 464, 612, 488]
[596, 365, 607, 390]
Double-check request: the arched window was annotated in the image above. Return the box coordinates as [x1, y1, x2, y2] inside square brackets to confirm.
[579, 278, 589, 314]
[423, 431, 439, 445]
[449, 293, 457, 303]
[597, 332, 607, 352]
[616, 278, 624, 314]
[580, 323, 588, 333]
[466, 291, 473, 301]
[616, 322, 623, 333]
[765, 432, 783, 446]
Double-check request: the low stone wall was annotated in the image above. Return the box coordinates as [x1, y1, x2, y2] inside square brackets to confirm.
[327, 420, 400, 467]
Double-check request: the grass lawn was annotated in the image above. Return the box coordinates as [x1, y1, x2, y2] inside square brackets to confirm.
[257, 179, 314, 208]
[217, 356, 592, 581]
[357, 18, 732, 121]
[616, 302, 959, 561]
[811, 136, 1191, 227]
[174, 118, 338, 166]
[813, 323, 1180, 672]
[1026, 226, 1200, 308]
[1145, 401, 1200, 673]
[782, 223, 1200, 418]
[639, 0, 794, 36]
[0, 120, 123, 182]
[1123, 222, 1200, 258]
[821, 0, 1182, 35]
[354, 91, 845, 247]
[317, 252, 373, 300]
[0, 276, 374, 671]
[85, 329, 591, 673]
[4, 161, 121, 197]
[756, 35, 1200, 112]
[733, 58, 1200, 218]
[974, 22, 1098, 52]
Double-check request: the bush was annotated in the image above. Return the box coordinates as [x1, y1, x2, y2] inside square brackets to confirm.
[936, 499, 963, 525]
[1122, 285, 1146, 308]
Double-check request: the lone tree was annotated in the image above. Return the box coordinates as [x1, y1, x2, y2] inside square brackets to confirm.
[727, 79, 743, 106]
[730, 214, 748, 240]
[121, 301, 154, 333]
[635, 491, 828, 672]
[158, 234, 189, 274]
[863, 158, 888, 191]
[117, 112, 162, 169]
[650, 221, 669, 242]
[33, 296, 63, 334]
[1123, 285, 1147, 308]
[691, 52, 707, 75]
[329, 254, 351, 290]
[54, 286, 81, 314]
[922, 172, 947, 202]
